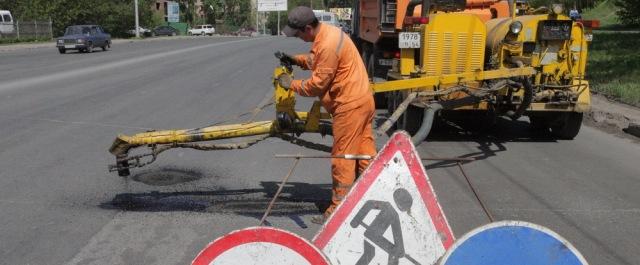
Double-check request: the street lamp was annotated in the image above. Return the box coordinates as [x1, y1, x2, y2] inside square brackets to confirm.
[134, 0, 140, 37]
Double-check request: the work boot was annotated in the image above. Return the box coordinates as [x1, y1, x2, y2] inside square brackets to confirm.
[311, 210, 332, 225]
[310, 215, 327, 225]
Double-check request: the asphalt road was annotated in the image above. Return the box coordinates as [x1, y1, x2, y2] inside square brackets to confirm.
[0, 36, 638, 265]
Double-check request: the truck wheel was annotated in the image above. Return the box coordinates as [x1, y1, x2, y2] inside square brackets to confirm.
[86, 43, 93, 53]
[102, 41, 109, 51]
[528, 115, 549, 131]
[551, 112, 583, 139]
[58, 47, 66, 54]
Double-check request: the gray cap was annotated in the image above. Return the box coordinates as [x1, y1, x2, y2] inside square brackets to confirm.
[283, 6, 317, 37]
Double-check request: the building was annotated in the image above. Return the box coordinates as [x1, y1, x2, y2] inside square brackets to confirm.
[152, 1, 205, 22]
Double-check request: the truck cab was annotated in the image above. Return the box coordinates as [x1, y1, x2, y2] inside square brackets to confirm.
[313, 11, 341, 28]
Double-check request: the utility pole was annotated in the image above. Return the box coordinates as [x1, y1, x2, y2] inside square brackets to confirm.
[134, 0, 140, 38]
[256, 0, 259, 34]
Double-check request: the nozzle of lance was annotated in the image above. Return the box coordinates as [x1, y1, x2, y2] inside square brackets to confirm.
[108, 135, 134, 156]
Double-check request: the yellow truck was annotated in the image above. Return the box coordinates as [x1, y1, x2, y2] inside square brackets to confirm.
[371, 0, 592, 144]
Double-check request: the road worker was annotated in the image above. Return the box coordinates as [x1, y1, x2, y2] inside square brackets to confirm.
[276, 6, 376, 224]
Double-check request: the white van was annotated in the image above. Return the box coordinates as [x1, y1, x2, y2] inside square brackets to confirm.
[313, 11, 340, 28]
[0, 10, 15, 36]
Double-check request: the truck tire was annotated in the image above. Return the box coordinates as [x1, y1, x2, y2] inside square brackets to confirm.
[86, 43, 93, 53]
[551, 112, 583, 139]
[528, 115, 549, 131]
[58, 47, 66, 54]
[102, 41, 110, 51]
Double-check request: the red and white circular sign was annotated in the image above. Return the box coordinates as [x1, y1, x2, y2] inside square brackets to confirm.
[192, 226, 330, 265]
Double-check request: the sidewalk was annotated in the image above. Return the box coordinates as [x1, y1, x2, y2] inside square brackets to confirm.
[587, 93, 640, 138]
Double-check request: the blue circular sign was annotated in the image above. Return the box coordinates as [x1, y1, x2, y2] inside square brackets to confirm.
[439, 221, 588, 265]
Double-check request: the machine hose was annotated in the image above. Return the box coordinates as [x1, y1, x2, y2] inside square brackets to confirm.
[410, 80, 506, 144]
[505, 77, 533, 120]
[406, 0, 431, 20]
[411, 103, 442, 146]
[505, 60, 533, 120]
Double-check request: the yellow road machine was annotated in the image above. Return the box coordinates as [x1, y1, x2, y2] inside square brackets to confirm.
[108, 1, 593, 176]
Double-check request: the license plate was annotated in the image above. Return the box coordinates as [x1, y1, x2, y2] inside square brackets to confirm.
[399, 32, 421, 48]
[585, 33, 593, 42]
[378, 59, 393, 66]
[64, 45, 75, 49]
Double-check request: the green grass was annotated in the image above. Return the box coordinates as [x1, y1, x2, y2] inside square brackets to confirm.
[587, 32, 640, 106]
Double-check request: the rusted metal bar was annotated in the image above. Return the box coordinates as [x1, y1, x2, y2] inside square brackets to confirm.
[275, 154, 373, 160]
[259, 158, 300, 226]
[421, 157, 476, 162]
[276, 154, 475, 161]
[457, 161, 494, 222]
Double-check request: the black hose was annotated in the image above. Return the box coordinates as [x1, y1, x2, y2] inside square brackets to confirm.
[506, 77, 533, 120]
[410, 80, 505, 144]
[406, 0, 431, 20]
[411, 103, 442, 145]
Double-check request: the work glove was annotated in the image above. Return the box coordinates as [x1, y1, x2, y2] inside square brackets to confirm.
[274, 51, 296, 66]
[277, 73, 292, 90]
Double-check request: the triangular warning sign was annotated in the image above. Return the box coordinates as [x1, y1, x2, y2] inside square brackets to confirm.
[313, 131, 454, 265]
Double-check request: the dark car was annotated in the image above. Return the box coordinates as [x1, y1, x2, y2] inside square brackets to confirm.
[56, 25, 111, 54]
[152, 26, 179, 37]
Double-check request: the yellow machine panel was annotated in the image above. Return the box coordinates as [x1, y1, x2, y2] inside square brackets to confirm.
[421, 13, 486, 76]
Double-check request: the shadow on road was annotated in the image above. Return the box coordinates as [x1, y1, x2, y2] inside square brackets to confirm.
[374, 112, 560, 169]
[100, 181, 331, 220]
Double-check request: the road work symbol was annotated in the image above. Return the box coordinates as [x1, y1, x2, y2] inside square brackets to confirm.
[313, 131, 454, 265]
[350, 188, 422, 265]
[438, 221, 589, 265]
[192, 226, 330, 265]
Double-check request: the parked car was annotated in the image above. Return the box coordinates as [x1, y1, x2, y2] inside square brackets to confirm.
[152, 26, 178, 36]
[127, 26, 152, 36]
[188, 24, 215, 36]
[56, 25, 111, 54]
[0, 10, 14, 37]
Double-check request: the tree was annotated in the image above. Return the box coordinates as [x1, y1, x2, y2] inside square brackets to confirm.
[0, 0, 156, 37]
[203, 0, 224, 25]
[177, 0, 196, 25]
[614, 0, 640, 26]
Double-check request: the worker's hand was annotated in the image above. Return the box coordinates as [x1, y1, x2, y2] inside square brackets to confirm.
[275, 51, 296, 66]
[277, 73, 292, 90]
